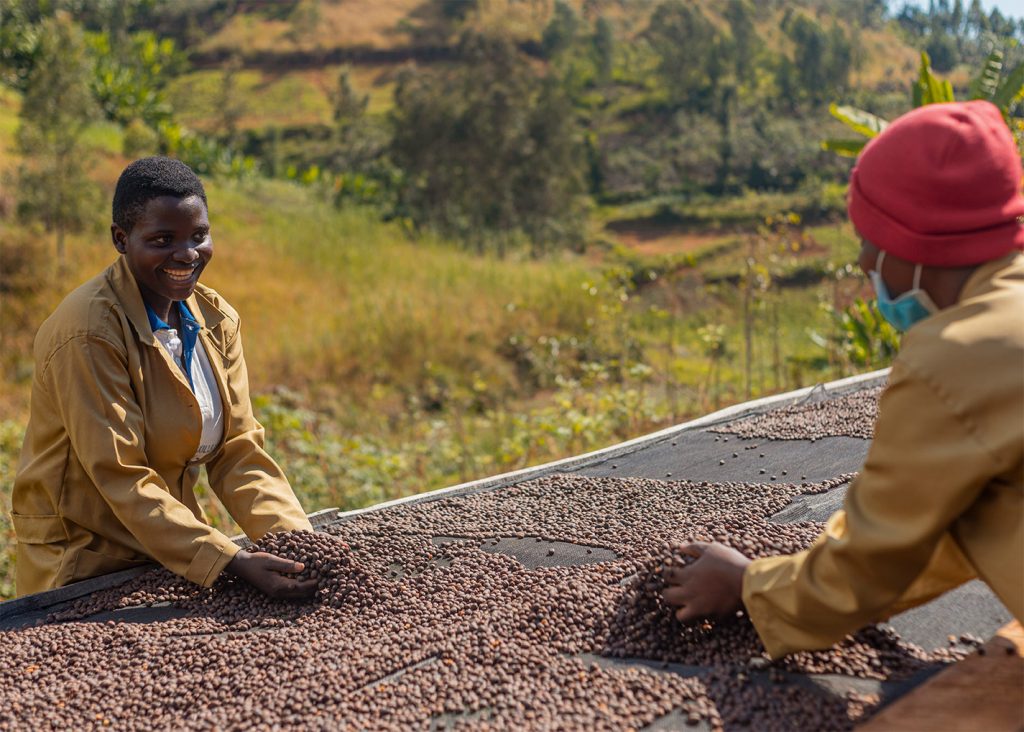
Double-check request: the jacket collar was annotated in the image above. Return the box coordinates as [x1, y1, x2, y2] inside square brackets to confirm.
[959, 252, 1023, 302]
[107, 256, 225, 343]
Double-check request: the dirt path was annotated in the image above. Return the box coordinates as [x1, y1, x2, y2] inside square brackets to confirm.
[606, 221, 738, 256]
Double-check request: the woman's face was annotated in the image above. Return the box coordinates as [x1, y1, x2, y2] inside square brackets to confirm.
[111, 195, 212, 315]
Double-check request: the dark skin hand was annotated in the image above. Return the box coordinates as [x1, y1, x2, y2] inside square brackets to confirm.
[225, 550, 318, 600]
[662, 542, 751, 624]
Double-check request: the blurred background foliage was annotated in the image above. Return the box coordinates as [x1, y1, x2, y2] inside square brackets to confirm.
[1, 0, 1021, 597]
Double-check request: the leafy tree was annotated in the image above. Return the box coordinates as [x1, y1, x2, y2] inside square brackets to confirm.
[644, 2, 719, 109]
[16, 13, 99, 264]
[785, 13, 836, 103]
[331, 66, 368, 127]
[951, 0, 965, 38]
[390, 32, 585, 256]
[87, 29, 184, 127]
[896, 4, 930, 37]
[287, 0, 321, 42]
[218, 51, 245, 150]
[592, 16, 614, 84]
[988, 8, 1017, 38]
[967, 0, 990, 36]
[849, 0, 888, 29]
[325, 66, 392, 205]
[725, 0, 758, 78]
[925, 31, 959, 71]
[779, 12, 855, 104]
[541, 0, 580, 59]
[826, 23, 854, 93]
[0, 0, 41, 90]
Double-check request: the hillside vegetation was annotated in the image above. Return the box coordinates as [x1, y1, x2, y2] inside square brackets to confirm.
[1, 0, 1020, 598]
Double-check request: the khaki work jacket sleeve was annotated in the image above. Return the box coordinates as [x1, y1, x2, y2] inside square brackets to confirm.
[742, 359, 991, 659]
[203, 322, 313, 539]
[43, 334, 240, 586]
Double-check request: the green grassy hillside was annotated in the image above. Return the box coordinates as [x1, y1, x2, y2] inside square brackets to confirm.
[161, 0, 927, 137]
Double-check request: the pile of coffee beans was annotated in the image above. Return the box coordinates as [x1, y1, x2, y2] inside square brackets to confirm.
[1, 470, 965, 730]
[714, 386, 883, 441]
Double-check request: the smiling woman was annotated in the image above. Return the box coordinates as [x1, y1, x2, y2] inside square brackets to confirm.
[112, 194, 212, 323]
[10, 157, 319, 601]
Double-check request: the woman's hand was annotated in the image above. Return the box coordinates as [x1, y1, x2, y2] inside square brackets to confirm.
[225, 550, 318, 600]
[661, 542, 751, 623]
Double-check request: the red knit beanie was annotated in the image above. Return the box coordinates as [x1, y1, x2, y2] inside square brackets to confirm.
[847, 100, 1024, 267]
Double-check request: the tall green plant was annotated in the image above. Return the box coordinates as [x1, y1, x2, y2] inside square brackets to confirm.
[834, 298, 900, 369]
[16, 13, 99, 264]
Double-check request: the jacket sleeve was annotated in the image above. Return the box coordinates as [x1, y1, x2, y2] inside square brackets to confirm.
[203, 321, 313, 539]
[43, 334, 240, 586]
[742, 359, 989, 659]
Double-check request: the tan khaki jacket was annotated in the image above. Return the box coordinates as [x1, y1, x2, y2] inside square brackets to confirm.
[13, 256, 312, 596]
[744, 252, 1024, 658]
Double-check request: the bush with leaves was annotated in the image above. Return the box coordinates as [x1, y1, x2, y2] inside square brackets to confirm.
[831, 298, 901, 369]
[86, 29, 184, 128]
[643, 2, 723, 111]
[390, 31, 586, 256]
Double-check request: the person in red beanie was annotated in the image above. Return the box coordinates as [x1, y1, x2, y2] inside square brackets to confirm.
[659, 100, 1024, 659]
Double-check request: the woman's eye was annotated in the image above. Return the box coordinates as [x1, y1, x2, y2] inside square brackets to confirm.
[193, 232, 209, 243]
[151, 236, 172, 247]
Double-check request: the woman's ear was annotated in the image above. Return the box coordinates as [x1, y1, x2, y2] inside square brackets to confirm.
[111, 224, 127, 254]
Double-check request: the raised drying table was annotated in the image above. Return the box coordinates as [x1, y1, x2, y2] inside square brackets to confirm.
[0, 369, 1013, 730]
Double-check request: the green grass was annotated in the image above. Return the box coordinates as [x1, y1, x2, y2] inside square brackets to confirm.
[600, 186, 847, 230]
[166, 69, 334, 132]
[202, 179, 610, 399]
[79, 120, 124, 153]
[0, 87, 20, 135]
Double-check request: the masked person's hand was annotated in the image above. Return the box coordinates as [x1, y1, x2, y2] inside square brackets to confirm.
[226, 550, 319, 600]
[661, 542, 750, 623]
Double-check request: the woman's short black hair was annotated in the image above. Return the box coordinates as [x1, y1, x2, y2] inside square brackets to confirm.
[112, 156, 208, 233]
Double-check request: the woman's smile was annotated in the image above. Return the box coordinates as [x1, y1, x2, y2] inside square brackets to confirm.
[162, 265, 199, 282]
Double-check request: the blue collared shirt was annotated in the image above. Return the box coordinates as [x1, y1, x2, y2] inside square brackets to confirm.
[145, 301, 201, 388]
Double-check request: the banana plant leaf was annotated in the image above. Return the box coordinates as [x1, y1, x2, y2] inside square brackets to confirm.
[829, 104, 889, 138]
[992, 61, 1024, 113]
[821, 138, 867, 157]
[913, 52, 955, 107]
[970, 49, 1003, 101]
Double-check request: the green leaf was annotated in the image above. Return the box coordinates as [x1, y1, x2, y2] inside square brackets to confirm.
[992, 61, 1024, 113]
[940, 78, 955, 102]
[829, 103, 889, 138]
[970, 49, 1003, 101]
[914, 51, 957, 106]
[821, 138, 867, 157]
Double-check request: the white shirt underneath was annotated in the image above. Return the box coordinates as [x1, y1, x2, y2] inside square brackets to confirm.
[153, 329, 224, 462]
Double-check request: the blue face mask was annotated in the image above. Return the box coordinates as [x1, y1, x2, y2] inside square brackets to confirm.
[868, 251, 938, 332]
